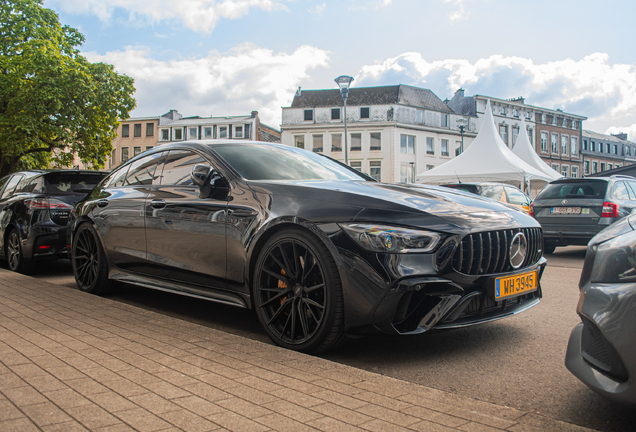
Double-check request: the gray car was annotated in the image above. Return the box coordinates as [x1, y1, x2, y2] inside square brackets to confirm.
[532, 176, 636, 253]
[565, 214, 636, 404]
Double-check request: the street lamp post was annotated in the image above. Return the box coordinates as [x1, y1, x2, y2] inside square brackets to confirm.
[335, 75, 354, 165]
[456, 118, 467, 155]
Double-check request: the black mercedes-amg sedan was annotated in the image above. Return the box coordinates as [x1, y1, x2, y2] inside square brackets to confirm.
[69, 141, 546, 353]
[0, 169, 107, 273]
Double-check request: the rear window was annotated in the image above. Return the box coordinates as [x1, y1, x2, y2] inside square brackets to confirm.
[536, 181, 608, 200]
[442, 184, 479, 194]
[44, 173, 107, 195]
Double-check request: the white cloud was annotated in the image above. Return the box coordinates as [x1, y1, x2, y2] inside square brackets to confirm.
[444, 0, 469, 23]
[355, 52, 636, 130]
[309, 3, 327, 14]
[85, 44, 330, 126]
[45, 0, 288, 33]
[606, 124, 636, 141]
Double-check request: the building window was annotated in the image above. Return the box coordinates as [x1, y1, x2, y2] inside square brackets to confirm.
[513, 109, 519, 117]
[455, 141, 462, 156]
[561, 165, 569, 177]
[203, 127, 212, 138]
[370, 161, 381, 181]
[235, 126, 243, 138]
[572, 120, 577, 129]
[331, 108, 340, 120]
[426, 137, 434, 155]
[606, 143, 611, 153]
[304, 109, 313, 121]
[294, 135, 305, 149]
[499, 125, 508, 145]
[591, 141, 596, 152]
[122, 124, 129, 138]
[145, 146, 153, 151]
[312, 135, 323, 153]
[584, 161, 590, 174]
[499, 106, 506, 115]
[525, 112, 531, 120]
[583, 139, 588, 151]
[133, 146, 141, 157]
[551, 133, 558, 154]
[512, 126, 519, 146]
[401, 135, 415, 154]
[608, 163, 613, 170]
[161, 129, 169, 141]
[174, 128, 183, 140]
[360, 107, 370, 119]
[400, 164, 415, 183]
[110, 150, 115, 169]
[416, 110, 423, 123]
[350, 161, 362, 171]
[219, 127, 227, 138]
[331, 134, 342, 152]
[350, 133, 362, 151]
[571, 166, 579, 178]
[551, 116, 557, 126]
[541, 132, 548, 153]
[134, 123, 142, 137]
[571, 137, 578, 157]
[601, 162, 606, 172]
[370, 133, 381, 151]
[592, 162, 598, 173]
[551, 163, 559, 172]
[541, 114, 546, 123]
[146, 123, 154, 137]
[188, 127, 198, 140]
[426, 164, 435, 170]
[562, 118, 567, 127]
[561, 135, 568, 156]
[613, 144, 618, 155]
[627, 147, 632, 156]
[441, 114, 448, 127]
[121, 147, 129, 162]
[441, 139, 449, 156]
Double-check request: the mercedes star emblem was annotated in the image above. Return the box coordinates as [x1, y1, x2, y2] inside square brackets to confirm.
[509, 232, 528, 269]
[561, 199, 568, 205]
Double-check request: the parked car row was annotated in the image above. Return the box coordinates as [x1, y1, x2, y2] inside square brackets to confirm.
[0, 141, 634, 405]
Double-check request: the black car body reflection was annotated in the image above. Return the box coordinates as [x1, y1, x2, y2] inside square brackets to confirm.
[70, 141, 546, 353]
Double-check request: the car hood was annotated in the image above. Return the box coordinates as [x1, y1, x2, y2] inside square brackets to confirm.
[247, 180, 536, 232]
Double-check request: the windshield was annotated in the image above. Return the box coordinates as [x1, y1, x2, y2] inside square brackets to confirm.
[536, 181, 608, 199]
[213, 144, 371, 181]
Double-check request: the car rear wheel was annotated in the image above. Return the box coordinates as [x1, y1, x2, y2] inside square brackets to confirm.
[72, 223, 117, 295]
[254, 228, 345, 353]
[6, 229, 34, 274]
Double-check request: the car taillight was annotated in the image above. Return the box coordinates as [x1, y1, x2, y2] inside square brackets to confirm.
[529, 202, 534, 217]
[26, 198, 72, 210]
[601, 202, 619, 218]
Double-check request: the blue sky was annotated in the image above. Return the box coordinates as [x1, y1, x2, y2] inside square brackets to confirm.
[43, 0, 636, 138]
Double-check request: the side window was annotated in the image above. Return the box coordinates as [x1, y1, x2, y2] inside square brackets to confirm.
[104, 165, 131, 188]
[504, 186, 530, 205]
[158, 150, 208, 186]
[612, 182, 630, 201]
[20, 176, 45, 194]
[1, 175, 24, 199]
[124, 152, 163, 186]
[0, 176, 10, 197]
[480, 185, 504, 200]
[626, 182, 636, 200]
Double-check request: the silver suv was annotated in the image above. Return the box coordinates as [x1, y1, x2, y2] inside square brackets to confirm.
[532, 176, 636, 254]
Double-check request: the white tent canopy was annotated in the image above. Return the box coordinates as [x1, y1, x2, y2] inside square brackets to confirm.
[416, 100, 555, 185]
[512, 117, 562, 181]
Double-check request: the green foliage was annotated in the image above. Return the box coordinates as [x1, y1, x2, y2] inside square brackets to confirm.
[0, 0, 136, 176]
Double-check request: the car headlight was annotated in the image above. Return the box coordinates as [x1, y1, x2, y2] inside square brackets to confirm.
[590, 230, 636, 283]
[339, 223, 443, 253]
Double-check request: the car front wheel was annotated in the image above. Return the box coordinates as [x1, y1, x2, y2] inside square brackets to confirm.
[254, 228, 345, 353]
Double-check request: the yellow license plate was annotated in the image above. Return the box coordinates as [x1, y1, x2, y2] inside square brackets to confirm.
[495, 270, 538, 299]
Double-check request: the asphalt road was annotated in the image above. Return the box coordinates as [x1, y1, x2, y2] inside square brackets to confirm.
[25, 246, 636, 432]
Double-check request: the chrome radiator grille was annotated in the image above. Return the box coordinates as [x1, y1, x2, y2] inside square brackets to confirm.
[452, 228, 542, 275]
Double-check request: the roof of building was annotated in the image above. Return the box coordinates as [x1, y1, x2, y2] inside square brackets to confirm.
[163, 115, 254, 127]
[587, 164, 636, 178]
[583, 129, 636, 145]
[290, 85, 454, 113]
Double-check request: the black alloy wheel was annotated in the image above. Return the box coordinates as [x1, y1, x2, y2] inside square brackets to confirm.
[254, 229, 344, 353]
[72, 223, 116, 295]
[6, 229, 33, 274]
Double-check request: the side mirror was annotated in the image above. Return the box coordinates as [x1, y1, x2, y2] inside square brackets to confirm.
[191, 164, 213, 188]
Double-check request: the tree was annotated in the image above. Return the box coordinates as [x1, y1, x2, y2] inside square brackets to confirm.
[0, 0, 136, 176]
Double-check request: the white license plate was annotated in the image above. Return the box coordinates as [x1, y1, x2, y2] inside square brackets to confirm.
[551, 207, 581, 215]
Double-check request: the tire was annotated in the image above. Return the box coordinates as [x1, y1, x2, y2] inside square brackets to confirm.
[72, 223, 117, 295]
[253, 228, 345, 353]
[5, 228, 34, 274]
[543, 243, 556, 255]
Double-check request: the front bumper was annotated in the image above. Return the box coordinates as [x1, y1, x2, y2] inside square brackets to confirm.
[565, 281, 636, 405]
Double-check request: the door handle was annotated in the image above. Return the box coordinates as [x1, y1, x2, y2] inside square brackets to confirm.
[151, 199, 166, 209]
[96, 199, 109, 207]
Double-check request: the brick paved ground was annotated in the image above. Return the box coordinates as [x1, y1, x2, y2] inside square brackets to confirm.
[0, 269, 596, 431]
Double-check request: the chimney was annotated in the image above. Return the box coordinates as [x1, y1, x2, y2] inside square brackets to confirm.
[296, 86, 302, 96]
[251, 111, 258, 118]
[612, 132, 628, 140]
[455, 88, 465, 97]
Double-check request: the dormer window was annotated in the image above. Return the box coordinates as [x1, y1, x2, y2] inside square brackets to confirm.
[499, 106, 506, 116]
[525, 112, 531, 120]
[304, 109, 313, 121]
[441, 114, 449, 128]
[331, 108, 340, 120]
[541, 114, 546, 123]
[513, 109, 519, 118]
[360, 107, 370, 119]
[552, 116, 557, 126]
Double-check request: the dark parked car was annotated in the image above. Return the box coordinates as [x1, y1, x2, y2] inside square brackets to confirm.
[532, 176, 636, 253]
[69, 141, 546, 353]
[441, 182, 532, 214]
[565, 214, 636, 404]
[0, 169, 107, 273]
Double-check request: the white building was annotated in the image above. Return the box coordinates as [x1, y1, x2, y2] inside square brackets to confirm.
[280, 85, 475, 183]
